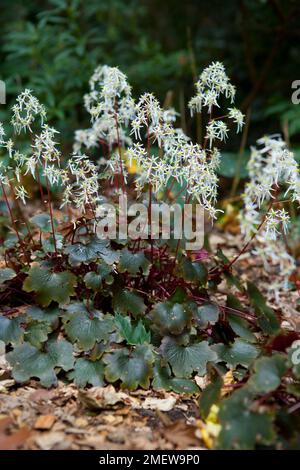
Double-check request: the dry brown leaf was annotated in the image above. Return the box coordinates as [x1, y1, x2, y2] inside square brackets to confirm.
[78, 385, 137, 410]
[102, 414, 123, 425]
[29, 389, 54, 403]
[34, 415, 56, 430]
[163, 421, 198, 449]
[0, 417, 13, 432]
[0, 417, 31, 450]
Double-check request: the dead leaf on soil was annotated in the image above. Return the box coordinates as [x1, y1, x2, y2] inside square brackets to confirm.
[35, 431, 69, 450]
[34, 415, 56, 430]
[141, 396, 177, 412]
[78, 385, 138, 410]
[162, 421, 199, 448]
[0, 417, 31, 450]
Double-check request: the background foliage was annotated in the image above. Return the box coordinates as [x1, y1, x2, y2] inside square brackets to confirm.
[1, 0, 300, 160]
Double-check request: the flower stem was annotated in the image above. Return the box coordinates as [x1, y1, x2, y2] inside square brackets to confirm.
[1, 181, 29, 263]
[43, 166, 57, 254]
[114, 112, 126, 194]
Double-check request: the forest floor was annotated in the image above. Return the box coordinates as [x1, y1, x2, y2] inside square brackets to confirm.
[0, 230, 299, 450]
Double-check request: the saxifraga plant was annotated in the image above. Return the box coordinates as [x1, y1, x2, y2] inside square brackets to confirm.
[0, 63, 300, 449]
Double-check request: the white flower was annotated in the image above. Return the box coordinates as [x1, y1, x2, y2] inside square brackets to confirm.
[15, 185, 29, 205]
[75, 65, 135, 152]
[11, 90, 46, 133]
[228, 107, 245, 132]
[32, 124, 61, 168]
[206, 120, 229, 147]
[189, 62, 237, 116]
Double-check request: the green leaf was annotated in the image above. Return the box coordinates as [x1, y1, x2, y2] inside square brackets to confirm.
[218, 387, 275, 450]
[64, 310, 115, 350]
[25, 321, 50, 348]
[7, 343, 57, 387]
[194, 303, 219, 327]
[0, 316, 23, 344]
[171, 377, 200, 394]
[168, 287, 188, 303]
[115, 314, 151, 345]
[7, 339, 74, 387]
[23, 265, 77, 307]
[118, 249, 150, 275]
[65, 243, 99, 265]
[151, 300, 192, 335]
[112, 289, 146, 318]
[199, 375, 223, 419]
[30, 213, 58, 232]
[152, 361, 199, 394]
[84, 264, 113, 291]
[247, 282, 280, 335]
[217, 151, 249, 178]
[42, 234, 63, 253]
[68, 358, 104, 387]
[0, 268, 16, 284]
[26, 306, 60, 324]
[226, 294, 256, 342]
[104, 345, 154, 390]
[65, 238, 119, 266]
[228, 315, 256, 342]
[180, 257, 207, 285]
[89, 237, 120, 265]
[248, 354, 287, 393]
[161, 337, 218, 378]
[212, 339, 259, 368]
[47, 338, 74, 372]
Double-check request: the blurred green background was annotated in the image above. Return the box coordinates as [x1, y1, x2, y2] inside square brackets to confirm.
[0, 0, 300, 176]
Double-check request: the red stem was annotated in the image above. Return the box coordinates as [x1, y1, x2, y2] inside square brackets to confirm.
[1, 181, 29, 263]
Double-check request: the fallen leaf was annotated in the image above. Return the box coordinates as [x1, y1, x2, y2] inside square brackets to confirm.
[0, 417, 30, 450]
[163, 421, 198, 448]
[0, 380, 15, 392]
[74, 417, 88, 428]
[78, 385, 137, 410]
[34, 415, 56, 430]
[35, 431, 66, 450]
[29, 389, 54, 402]
[141, 396, 177, 412]
[102, 415, 123, 425]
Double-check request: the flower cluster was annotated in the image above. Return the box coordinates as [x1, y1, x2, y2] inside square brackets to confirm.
[74, 65, 135, 153]
[2, 63, 243, 223]
[11, 89, 46, 134]
[188, 62, 236, 115]
[188, 62, 244, 147]
[241, 135, 300, 238]
[0, 92, 63, 204]
[125, 63, 243, 217]
[63, 154, 100, 211]
[240, 135, 300, 295]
